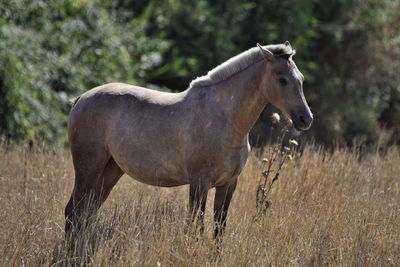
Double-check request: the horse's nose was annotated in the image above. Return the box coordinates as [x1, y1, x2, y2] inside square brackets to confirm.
[300, 114, 313, 127]
[291, 110, 313, 131]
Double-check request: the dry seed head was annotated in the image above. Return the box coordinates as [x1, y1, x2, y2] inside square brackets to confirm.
[284, 146, 291, 153]
[271, 113, 280, 124]
[289, 139, 298, 147]
[262, 158, 269, 163]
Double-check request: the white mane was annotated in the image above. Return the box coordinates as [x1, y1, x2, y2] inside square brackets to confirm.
[189, 43, 295, 88]
[189, 46, 263, 88]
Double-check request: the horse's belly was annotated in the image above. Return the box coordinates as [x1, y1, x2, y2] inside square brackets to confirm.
[114, 156, 188, 187]
[125, 169, 188, 187]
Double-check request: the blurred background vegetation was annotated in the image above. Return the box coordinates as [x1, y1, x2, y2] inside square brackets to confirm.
[0, 0, 399, 147]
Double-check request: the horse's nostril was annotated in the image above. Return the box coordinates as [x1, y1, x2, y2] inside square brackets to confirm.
[300, 115, 306, 125]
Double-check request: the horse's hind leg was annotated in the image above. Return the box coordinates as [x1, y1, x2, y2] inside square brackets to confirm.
[65, 154, 124, 236]
[93, 157, 124, 206]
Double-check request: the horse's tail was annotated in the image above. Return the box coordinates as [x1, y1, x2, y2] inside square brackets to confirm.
[69, 96, 81, 108]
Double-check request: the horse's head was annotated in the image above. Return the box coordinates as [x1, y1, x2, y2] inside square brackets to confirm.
[257, 42, 313, 131]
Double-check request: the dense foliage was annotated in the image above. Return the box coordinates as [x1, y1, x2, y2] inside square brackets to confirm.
[1, 0, 399, 146]
[0, 0, 167, 143]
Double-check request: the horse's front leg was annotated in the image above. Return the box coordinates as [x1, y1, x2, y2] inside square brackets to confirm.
[188, 181, 209, 234]
[213, 178, 238, 238]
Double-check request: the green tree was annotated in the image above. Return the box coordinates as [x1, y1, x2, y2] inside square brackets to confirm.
[0, 0, 167, 143]
[305, 0, 400, 145]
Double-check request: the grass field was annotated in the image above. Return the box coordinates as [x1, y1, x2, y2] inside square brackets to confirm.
[0, 142, 399, 266]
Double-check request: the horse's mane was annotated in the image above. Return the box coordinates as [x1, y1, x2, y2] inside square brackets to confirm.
[189, 43, 295, 88]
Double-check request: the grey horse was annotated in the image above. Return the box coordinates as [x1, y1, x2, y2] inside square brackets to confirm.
[65, 41, 313, 239]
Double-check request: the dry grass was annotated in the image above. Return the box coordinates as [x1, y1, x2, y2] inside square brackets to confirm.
[0, 142, 399, 266]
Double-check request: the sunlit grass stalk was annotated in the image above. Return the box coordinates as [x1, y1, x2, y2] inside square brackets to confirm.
[255, 117, 294, 215]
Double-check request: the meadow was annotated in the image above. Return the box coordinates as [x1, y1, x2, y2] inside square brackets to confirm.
[0, 142, 399, 266]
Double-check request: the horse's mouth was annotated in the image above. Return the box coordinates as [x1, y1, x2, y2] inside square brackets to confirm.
[292, 120, 307, 131]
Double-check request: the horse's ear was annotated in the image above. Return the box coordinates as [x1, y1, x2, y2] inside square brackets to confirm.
[257, 43, 274, 62]
[284, 40, 292, 48]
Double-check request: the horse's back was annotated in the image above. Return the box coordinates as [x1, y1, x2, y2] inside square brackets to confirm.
[68, 82, 188, 133]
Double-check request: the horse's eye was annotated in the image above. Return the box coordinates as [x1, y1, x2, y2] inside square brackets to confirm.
[279, 77, 287, 85]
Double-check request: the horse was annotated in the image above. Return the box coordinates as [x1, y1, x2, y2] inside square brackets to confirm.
[65, 41, 313, 239]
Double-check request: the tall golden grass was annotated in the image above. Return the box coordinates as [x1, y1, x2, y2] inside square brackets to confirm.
[0, 142, 399, 266]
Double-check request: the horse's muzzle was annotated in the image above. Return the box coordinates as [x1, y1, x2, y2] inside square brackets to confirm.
[290, 110, 313, 131]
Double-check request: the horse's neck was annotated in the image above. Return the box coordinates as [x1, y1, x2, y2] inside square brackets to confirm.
[193, 61, 268, 146]
[228, 61, 268, 145]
